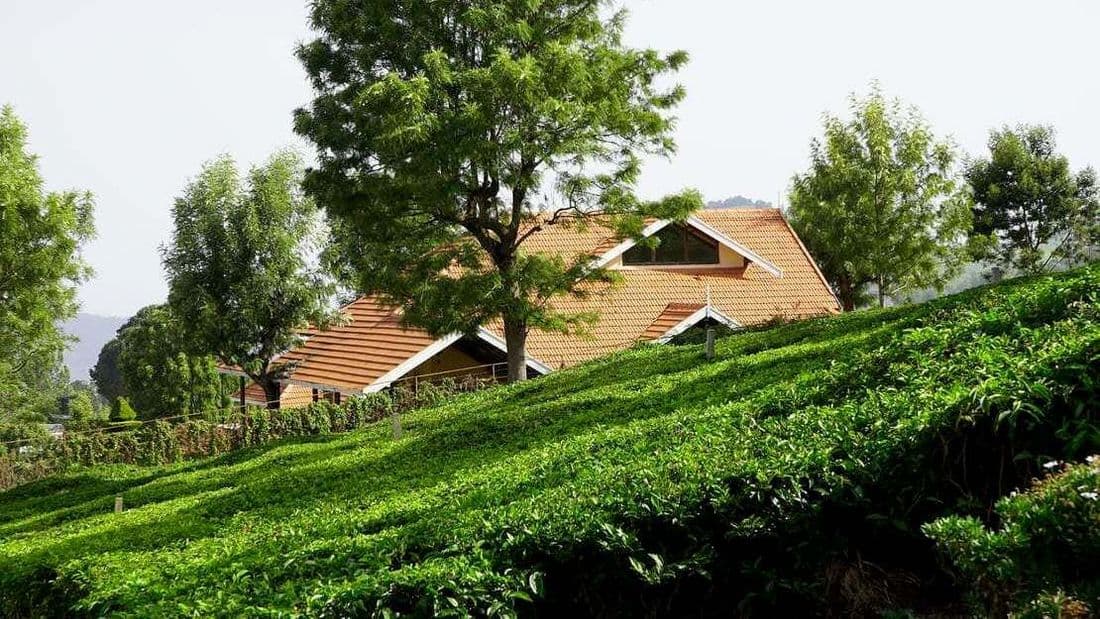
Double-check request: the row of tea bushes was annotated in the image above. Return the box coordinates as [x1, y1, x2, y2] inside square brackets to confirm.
[0, 264, 1097, 617]
[0, 380, 463, 490]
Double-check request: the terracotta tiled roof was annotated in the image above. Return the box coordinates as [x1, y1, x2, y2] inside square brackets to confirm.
[517, 215, 624, 261]
[228, 208, 839, 394]
[639, 303, 706, 341]
[502, 208, 840, 368]
[275, 297, 436, 392]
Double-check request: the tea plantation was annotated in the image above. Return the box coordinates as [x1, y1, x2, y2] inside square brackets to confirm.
[2, 265, 1098, 617]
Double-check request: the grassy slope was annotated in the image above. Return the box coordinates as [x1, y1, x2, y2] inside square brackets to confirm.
[1, 266, 1098, 617]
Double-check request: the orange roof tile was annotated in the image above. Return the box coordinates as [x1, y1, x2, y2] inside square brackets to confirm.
[639, 303, 706, 341]
[503, 208, 840, 368]
[229, 208, 839, 393]
[275, 296, 437, 392]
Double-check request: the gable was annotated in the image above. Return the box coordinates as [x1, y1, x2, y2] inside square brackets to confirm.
[225, 209, 839, 394]
[589, 215, 783, 276]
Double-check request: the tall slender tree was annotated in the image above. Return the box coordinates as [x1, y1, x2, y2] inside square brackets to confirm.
[162, 152, 334, 408]
[965, 124, 1099, 276]
[295, 0, 702, 382]
[0, 105, 95, 422]
[789, 86, 973, 310]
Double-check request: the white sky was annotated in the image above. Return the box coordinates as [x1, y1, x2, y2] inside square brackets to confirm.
[3, 0, 1098, 317]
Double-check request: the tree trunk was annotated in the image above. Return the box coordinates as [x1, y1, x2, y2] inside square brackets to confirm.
[836, 277, 856, 312]
[502, 315, 528, 383]
[260, 377, 281, 410]
[877, 275, 886, 308]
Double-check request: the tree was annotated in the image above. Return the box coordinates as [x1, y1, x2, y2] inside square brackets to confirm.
[0, 104, 95, 423]
[295, 0, 702, 382]
[66, 390, 97, 429]
[90, 337, 125, 404]
[115, 305, 228, 419]
[965, 124, 1099, 276]
[788, 86, 973, 310]
[162, 152, 334, 408]
[110, 396, 137, 422]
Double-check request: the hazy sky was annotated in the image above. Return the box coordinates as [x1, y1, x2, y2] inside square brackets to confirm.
[4, 0, 1098, 317]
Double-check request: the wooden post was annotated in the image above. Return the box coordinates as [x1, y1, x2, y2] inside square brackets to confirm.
[705, 327, 716, 361]
[114, 496, 123, 513]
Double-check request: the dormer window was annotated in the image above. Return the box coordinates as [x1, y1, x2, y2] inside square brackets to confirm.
[622, 224, 720, 265]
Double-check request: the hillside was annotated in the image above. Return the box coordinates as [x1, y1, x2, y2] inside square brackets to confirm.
[61, 313, 124, 380]
[2, 265, 1098, 617]
[705, 195, 773, 209]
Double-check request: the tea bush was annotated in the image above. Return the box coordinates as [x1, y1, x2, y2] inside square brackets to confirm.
[0, 385, 450, 491]
[0, 265, 1097, 617]
[925, 456, 1100, 617]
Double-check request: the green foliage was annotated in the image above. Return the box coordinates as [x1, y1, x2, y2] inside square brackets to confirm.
[0, 264, 1097, 616]
[162, 151, 335, 408]
[0, 104, 95, 425]
[90, 337, 124, 404]
[0, 385, 450, 490]
[966, 124, 1100, 276]
[295, 0, 702, 381]
[0, 422, 50, 455]
[65, 391, 96, 430]
[109, 397, 137, 422]
[925, 457, 1100, 617]
[114, 304, 228, 419]
[789, 84, 973, 310]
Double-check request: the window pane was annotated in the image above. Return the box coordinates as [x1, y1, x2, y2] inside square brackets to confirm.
[622, 243, 652, 264]
[654, 226, 686, 263]
[621, 225, 719, 265]
[684, 229, 719, 263]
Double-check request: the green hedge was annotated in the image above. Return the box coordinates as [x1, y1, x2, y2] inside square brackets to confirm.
[0, 381, 460, 491]
[0, 265, 1097, 617]
[926, 456, 1100, 617]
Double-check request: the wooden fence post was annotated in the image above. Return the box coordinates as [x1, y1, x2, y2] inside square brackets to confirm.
[392, 407, 402, 440]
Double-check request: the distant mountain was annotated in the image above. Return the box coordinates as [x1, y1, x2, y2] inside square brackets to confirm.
[706, 195, 773, 209]
[62, 313, 125, 381]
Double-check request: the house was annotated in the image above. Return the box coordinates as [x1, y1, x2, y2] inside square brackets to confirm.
[225, 208, 839, 407]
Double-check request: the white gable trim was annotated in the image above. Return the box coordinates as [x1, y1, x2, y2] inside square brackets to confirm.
[654, 305, 742, 344]
[363, 330, 553, 393]
[472, 327, 555, 376]
[592, 219, 669, 268]
[685, 216, 783, 277]
[592, 216, 783, 278]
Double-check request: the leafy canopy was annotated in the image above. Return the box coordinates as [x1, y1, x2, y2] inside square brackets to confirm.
[89, 337, 124, 404]
[965, 124, 1099, 276]
[162, 151, 334, 407]
[0, 105, 94, 423]
[789, 85, 973, 310]
[115, 305, 229, 419]
[295, 0, 702, 380]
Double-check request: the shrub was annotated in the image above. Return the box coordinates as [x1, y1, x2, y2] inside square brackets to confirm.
[109, 397, 137, 422]
[925, 457, 1100, 617]
[66, 392, 97, 429]
[0, 264, 1097, 617]
[0, 380, 468, 492]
